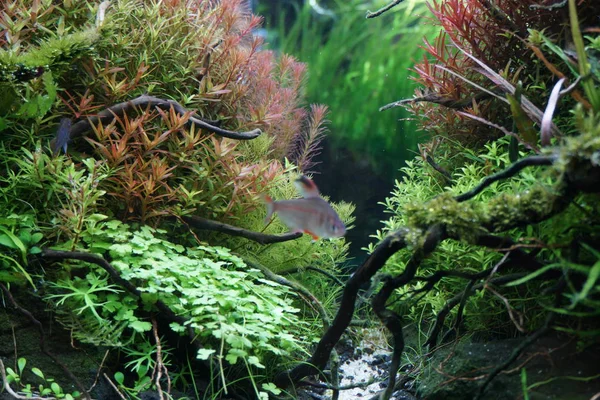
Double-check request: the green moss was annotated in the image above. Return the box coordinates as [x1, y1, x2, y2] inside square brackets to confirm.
[405, 192, 485, 243]
[0, 28, 99, 82]
[485, 185, 558, 231]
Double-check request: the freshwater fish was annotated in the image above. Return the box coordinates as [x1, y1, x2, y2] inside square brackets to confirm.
[264, 176, 346, 240]
[51, 118, 72, 155]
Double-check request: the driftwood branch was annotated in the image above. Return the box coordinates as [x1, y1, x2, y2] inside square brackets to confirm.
[70, 95, 261, 141]
[425, 154, 452, 183]
[473, 279, 563, 400]
[243, 259, 340, 393]
[371, 224, 447, 400]
[366, 0, 407, 18]
[244, 259, 331, 330]
[181, 215, 302, 244]
[380, 92, 491, 111]
[274, 228, 410, 388]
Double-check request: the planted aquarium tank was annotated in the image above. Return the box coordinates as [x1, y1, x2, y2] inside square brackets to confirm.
[1, 0, 599, 399]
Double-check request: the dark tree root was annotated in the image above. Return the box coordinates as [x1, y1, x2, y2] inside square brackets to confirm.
[424, 272, 527, 348]
[180, 215, 302, 244]
[474, 312, 555, 400]
[69, 95, 262, 141]
[372, 224, 447, 400]
[473, 278, 564, 400]
[425, 154, 453, 184]
[0, 282, 91, 400]
[242, 258, 341, 398]
[274, 228, 411, 388]
[243, 259, 331, 330]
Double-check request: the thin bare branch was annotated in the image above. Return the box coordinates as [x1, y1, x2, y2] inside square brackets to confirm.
[454, 155, 556, 202]
[380, 92, 490, 111]
[181, 215, 302, 244]
[456, 111, 540, 153]
[366, 0, 407, 18]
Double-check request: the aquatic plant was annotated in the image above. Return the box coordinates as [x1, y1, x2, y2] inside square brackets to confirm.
[0, 0, 353, 398]
[268, 0, 439, 173]
[275, 1, 600, 399]
[394, 0, 600, 152]
[0, 357, 81, 399]
[43, 220, 307, 398]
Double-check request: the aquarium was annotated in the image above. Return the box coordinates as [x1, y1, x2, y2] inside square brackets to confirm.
[1, 0, 599, 399]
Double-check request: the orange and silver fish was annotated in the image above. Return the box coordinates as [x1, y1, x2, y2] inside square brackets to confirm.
[264, 176, 346, 240]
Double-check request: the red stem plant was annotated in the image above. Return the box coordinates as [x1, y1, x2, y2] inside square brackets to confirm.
[48, 0, 327, 223]
[409, 0, 600, 149]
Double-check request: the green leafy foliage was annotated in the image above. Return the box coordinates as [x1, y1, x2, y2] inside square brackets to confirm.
[0, 213, 42, 286]
[370, 136, 600, 334]
[46, 220, 310, 388]
[0, 0, 353, 396]
[4, 357, 81, 400]
[268, 0, 439, 173]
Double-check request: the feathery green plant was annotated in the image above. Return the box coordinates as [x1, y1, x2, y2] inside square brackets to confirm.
[268, 0, 439, 173]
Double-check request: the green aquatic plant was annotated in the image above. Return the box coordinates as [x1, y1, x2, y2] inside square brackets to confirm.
[0, 0, 353, 398]
[0, 213, 41, 287]
[45, 220, 311, 396]
[275, 2, 600, 399]
[403, 0, 600, 153]
[1, 357, 81, 400]
[268, 0, 439, 173]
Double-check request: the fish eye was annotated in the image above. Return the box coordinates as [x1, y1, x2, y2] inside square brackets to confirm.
[331, 224, 338, 233]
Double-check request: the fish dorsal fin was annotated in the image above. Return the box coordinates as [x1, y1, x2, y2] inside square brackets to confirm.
[294, 175, 320, 198]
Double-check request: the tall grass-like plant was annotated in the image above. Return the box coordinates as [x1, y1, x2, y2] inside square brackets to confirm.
[267, 0, 439, 173]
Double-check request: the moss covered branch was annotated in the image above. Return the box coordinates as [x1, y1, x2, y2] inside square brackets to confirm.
[275, 131, 600, 395]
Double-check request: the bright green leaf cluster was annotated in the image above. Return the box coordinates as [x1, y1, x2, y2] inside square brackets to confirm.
[48, 220, 309, 375]
[5, 357, 81, 400]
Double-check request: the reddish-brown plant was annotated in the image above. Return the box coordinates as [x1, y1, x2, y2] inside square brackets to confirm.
[409, 0, 600, 148]
[48, 0, 324, 223]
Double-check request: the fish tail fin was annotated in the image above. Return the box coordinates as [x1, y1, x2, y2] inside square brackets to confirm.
[295, 175, 320, 198]
[304, 230, 320, 241]
[263, 194, 275, 223]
